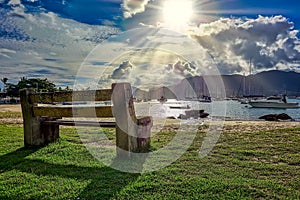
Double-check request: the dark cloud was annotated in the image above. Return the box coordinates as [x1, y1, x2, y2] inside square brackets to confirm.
[164, 60, 197, 77]
[191, 15, 300, 74]
[111, 60, 133, 79]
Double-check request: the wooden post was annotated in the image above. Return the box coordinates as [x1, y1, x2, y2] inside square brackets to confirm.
[112, 83, 152, 158]
[20, 89, 44, 147]
[112, 83, 138, 158]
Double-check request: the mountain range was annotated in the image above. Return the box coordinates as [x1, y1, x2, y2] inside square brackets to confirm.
[134, 70, 300, 100]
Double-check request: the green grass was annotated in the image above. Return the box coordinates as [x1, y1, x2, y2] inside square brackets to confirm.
[0, 124, 299, 199]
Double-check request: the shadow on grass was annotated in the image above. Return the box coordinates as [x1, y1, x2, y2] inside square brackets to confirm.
[0, 147, 37, 172]
[0, 147, 141, 199]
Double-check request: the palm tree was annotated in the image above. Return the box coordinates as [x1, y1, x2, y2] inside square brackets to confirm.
[1, 77, 8, 84]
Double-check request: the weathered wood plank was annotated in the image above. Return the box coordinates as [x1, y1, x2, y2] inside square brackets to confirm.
[29, 89, 113, 103]
[42, 120, 116, 127]
[33, 105, 113, 118]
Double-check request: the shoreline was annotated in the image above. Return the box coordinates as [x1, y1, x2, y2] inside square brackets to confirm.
[0, 104, 22, 112]
[1, 104, 300, 132]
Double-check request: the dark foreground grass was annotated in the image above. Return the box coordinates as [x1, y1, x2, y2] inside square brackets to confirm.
[0, 124, 299, 199]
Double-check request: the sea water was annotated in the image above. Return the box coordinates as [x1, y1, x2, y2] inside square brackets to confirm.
[134, 98, 300, 121]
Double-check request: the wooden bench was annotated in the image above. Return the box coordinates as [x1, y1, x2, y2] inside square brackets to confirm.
[20, 83, 152, 158]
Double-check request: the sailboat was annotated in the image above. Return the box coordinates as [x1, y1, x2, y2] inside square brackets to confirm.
[248, 95, 299, 108]
[185, 79, 212, 103]
[238, 58, 264, 103]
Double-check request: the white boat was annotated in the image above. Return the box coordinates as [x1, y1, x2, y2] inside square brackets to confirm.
[162, 99, 191, 109]
[238, 98, 249, 104]
[198, 95, 212, 103]
[168, 104, 191, 109]
[185, 96, 212, 103]
[248, 95, 299, 108]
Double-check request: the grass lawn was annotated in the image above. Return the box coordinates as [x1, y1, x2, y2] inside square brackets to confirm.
[0, 123, 299, 199]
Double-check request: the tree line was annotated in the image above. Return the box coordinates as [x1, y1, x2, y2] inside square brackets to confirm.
[1, 77, 71, 97]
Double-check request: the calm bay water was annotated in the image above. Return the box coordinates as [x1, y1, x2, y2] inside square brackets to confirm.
[135, 98, 300, 121]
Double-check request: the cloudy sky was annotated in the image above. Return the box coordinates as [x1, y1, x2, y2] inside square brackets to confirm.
[1, 0, 300, 89]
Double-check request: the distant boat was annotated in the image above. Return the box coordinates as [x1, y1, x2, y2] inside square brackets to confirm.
[198, 95, 212, 103]
[185, 82, 212, 103]
[185, 95, 212, 103]
[248, 95, 299, 108]
[238, 98, 249, 104]
[158, 96, 167, 103]
[169, 104, 191, 109]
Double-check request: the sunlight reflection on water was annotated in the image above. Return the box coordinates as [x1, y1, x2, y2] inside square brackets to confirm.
[134, 99, 300, 121]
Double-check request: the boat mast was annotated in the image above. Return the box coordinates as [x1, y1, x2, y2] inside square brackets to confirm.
[243, 73, 246, 96]
[248, 58, 252, 95]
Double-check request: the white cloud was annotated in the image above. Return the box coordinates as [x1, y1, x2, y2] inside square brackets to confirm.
[122, 0, 151, 18]
[190, 15, 300, 74]
[0, 2, 120, 85]
[0, 48, 16, 58]
[8, 0, 21, 6]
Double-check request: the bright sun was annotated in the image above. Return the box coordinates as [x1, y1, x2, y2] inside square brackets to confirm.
[163, 0, 193, 28]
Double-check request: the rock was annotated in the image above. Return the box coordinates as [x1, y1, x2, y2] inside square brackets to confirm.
[259, 114, 277, 120]
[200, 112, 209, 118]
[259, 113, 293, 121]
[277, 113, 292, 120]
[178, 109, 210, 119]
[178, 114, 188, 119]
[185, 110, 199, 117]
[167, 116, 176, 119]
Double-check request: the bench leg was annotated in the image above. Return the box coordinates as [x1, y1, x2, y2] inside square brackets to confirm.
[136, 116, 152, 152]
[41, 117, 60, 144]
[23, 117, 60, 147]
[116, 117, 152, 157]
[24, 117, 45, 147]
[120, 116, 153, 155]
[116, 126, 131, 158]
